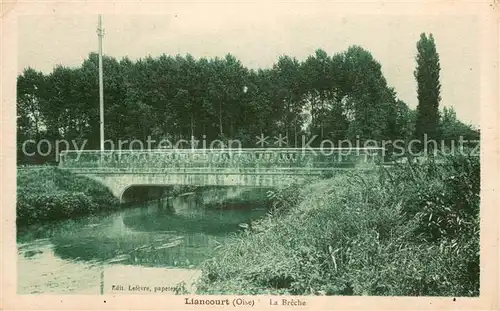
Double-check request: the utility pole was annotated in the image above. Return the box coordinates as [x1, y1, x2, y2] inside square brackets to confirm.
[96, 21, 105, 288]
[97, 14, 105, 151]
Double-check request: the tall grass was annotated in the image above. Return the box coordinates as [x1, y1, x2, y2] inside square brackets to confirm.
[16, 167, 119, 226]
[196, 154, 480, 296]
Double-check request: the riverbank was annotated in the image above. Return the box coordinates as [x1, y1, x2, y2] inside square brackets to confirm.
[16, 166, 120, 227]
[196, 154, 480, 296]
[17, 189, 268, 294]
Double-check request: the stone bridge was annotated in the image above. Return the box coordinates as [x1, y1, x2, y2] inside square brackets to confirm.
[58, 148, 383, 203]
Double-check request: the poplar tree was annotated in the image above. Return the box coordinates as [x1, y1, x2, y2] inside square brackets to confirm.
[414, 33, 441, 142]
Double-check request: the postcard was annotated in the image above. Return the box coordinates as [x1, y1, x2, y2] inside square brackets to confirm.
[1, 1, 498, 310]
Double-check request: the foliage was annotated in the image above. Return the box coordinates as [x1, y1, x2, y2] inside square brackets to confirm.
[16, 167, 119, 226]
[414, 33, 442, 141]
[196, 154, 480, 296]
[18, 47, 416, 163]
[439, 106, 479, 144]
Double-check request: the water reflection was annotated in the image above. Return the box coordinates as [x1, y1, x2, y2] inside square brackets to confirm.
[18, 187, 270, 269]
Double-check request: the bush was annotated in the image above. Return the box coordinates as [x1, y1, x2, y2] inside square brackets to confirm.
[16, 167, 119, 226]
[196, 154, 480, 296]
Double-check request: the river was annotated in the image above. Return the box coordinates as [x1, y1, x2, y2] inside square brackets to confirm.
[17, 187, 270, 294]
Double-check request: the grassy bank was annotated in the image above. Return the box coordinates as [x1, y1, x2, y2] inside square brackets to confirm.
[196, 154, 479, 296]
[17, 167, 119, 226]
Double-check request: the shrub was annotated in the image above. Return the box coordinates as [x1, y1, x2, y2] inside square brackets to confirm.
[16, 166, 119, 226]
[197, 154, 480, 296]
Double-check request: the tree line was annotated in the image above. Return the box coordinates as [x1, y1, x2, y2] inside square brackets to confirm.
[17, 34, 478, 164]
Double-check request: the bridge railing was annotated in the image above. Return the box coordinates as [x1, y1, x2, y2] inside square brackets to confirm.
[59, 148, 384, 171]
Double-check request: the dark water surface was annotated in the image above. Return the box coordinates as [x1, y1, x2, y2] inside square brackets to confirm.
[17, 187, 270, 294]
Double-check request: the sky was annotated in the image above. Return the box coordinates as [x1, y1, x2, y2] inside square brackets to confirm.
[18, 10, 480, 126]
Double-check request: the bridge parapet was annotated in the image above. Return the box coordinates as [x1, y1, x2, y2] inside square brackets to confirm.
[59, 148, 383, 171]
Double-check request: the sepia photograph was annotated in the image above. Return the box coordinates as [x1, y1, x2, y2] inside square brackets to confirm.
[2, 1, 498, 309]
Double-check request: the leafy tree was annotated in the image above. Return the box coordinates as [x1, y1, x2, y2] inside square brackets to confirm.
[17, 68, 47, 140]
[270, 55, 305, 146]
[336, 46, 394, 142]
[440, 107, 479, 144]
[414, 33, 441, 142]
[17, 45, 473, 163]
[301, 49, 344, 142]
[17, 68, 48, 164]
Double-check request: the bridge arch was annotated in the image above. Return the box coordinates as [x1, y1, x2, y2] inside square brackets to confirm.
[119, 184, 175, 204]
